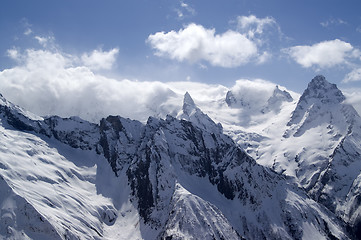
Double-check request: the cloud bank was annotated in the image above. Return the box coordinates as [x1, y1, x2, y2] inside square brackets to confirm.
[1, 41, 361, 125]
[1, 46, 231, 123]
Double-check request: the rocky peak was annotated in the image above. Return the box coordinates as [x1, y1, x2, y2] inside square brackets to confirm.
[288, 75, 346, 126]
[262, 85, 293, 114]
[182, 92, 196, 115]
[269, 85, 293, 103]
[225, 90, 237, 107]
[178, 92, 222, 134]
[300, 75, 345, 104]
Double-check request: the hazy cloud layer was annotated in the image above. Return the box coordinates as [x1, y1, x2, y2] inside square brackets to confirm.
[1, 44, 361, 124]
[283, 39, 358, 69]
[147, 23, 260, 68]
[0, 45, 286, 123]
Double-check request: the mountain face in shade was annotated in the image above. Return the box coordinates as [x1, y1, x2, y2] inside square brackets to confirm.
[0, 90, 351, 239]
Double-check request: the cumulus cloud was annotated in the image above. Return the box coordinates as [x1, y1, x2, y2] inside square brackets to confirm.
[147, 23, 259, 67]
[343, 68, 361, 82]
[81, 48, 119, 70]
[283, 39, 357, 69]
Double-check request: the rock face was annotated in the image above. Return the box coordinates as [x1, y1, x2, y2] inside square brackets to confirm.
[0, 91, 351, 239]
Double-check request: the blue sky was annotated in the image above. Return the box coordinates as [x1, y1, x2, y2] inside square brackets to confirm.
[1, 0, 361, 95]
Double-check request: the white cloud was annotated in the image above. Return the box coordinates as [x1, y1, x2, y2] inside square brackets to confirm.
[147, 23, 259, 67]
[24, 28, 32, 36]
[7, 48, 21, 61]
[0, 42, 306, 128]
[320, 18, 347, 28]
[180, 1, 195, 15]
[20, 18, 32, 36]
[230, 79, 277, 108]
[237, 15, 278, 39]
[343, 68, 361, 82]
[175, 0, 196, 19]
[0, 48, 180, 123]
[81, 48, 119, 70]
[34, 35, 55, 48]
[283, 39, 356, 69]
[257, 51, 271, 64]
[342, 88, 361, 116]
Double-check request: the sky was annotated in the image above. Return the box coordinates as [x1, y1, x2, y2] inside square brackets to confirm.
[1, 0, 361, 121]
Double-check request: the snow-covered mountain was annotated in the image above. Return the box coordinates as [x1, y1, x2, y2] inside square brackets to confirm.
[0, 88, 353, 239]
[207, 75, 361, 239]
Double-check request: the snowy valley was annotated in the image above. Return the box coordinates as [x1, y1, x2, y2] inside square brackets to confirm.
[0, 75, 360, 239]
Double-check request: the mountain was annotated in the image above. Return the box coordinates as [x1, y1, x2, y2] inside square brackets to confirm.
[0, 91, 351, 239]
[284, 75, 361, 237]
[213, 75, 361, 238]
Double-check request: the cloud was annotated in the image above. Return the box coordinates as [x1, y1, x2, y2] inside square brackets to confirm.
[320, 18, 347, 28]
[343, 68, 361, 82]
[147, 23, 260, 67]
[230, 79, 277, 108]
[283, 39, 357, 69]
[34, 35, 56, 48]
[24, 28, 32, 36]
[7, 48, 21, 61]
[0, 47, 182, 123]
[237, 15, 278, 40]
[81, 48, 119, 70]
[342, 88, 361, 116]
[175, 0, 196, 19]
[20, 18, 32, 36]
[0, 41, 309, 128]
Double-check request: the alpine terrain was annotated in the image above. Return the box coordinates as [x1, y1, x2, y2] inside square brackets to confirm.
[0, 75, 360, 239]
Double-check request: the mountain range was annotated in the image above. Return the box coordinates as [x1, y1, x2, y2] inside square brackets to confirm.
[0, 75, 360, 239]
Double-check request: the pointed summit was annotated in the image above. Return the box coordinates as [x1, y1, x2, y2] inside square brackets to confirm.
[182, 92, 197, 116]
[261, 85, 293, 114]
[300, 75, 345, 104]
[178, 92, 222, 133]
[267, 85, 293, 105]
[288, 75, 348, 127]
